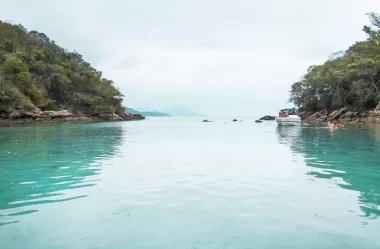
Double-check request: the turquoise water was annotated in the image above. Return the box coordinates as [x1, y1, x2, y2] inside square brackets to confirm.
[1, 118, 380, 248]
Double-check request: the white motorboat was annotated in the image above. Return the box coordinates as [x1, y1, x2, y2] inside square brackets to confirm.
[275, 108, 301, 126]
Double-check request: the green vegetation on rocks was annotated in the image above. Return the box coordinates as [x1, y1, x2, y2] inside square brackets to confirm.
[0, 20, 123, 118]
[289, 13, 380, 112]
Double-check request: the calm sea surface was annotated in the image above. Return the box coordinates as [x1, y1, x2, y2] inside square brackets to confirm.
[1, 117, 380, 249]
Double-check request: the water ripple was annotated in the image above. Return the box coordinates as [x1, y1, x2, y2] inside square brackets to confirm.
[277, 125, 380, 222]
[0, 123, 124, 226]
[1, 120, 380, 248]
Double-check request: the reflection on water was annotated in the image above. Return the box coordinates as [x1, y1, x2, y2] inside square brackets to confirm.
[1, 119, 380, 248]
[276, 125, 380, 219]
[0, 123, 123, 226]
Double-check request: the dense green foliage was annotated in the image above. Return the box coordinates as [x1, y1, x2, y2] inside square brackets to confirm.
[289, 13, 380, 111]
[0, 20, 123, 115]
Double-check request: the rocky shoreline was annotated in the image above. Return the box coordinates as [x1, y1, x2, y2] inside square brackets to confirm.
[300, 106, 380, 124]
[0, 109, 145, 125]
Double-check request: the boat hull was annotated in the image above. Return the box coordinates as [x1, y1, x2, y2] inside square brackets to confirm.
[275, 115, 301, 126]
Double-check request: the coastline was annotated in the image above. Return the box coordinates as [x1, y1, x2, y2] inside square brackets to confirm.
[300, 107, 380, 124]
[0, 110, 145, 126]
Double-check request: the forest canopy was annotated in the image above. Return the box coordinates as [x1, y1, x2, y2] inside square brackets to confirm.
[289, 13, 380, 112]
[0, 20, 123, 115]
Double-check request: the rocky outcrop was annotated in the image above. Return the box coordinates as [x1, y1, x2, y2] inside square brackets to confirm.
[301, 107, 380, 124]
[259, 115, 276, 121]
[1, 108, 145, 124]
[202, 119, 212, 122]
[40, 110, 73, 119]
[255, 120, 263, 123]
[122, 113, 145, 121]
[9, 110, 38, 119]
[366, 110, 380, 124]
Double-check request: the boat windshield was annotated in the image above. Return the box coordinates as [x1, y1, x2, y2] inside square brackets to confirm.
[278, 108, 298, 117]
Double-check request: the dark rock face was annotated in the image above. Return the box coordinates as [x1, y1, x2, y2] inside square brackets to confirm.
[329, 108, 347, 121]
[301, 107, 380, 124]
[259, 115, 276, 121]
[9, 110, 38, 119]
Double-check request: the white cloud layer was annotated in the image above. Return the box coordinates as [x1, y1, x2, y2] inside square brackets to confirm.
[1, 0, 380, 116]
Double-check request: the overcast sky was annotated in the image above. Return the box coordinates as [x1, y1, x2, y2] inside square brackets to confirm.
[1, 0, 380, 116]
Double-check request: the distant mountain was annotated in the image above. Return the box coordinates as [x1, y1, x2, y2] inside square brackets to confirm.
[133, 106, 157, 112]
[161, 106, 204, 116]
[127, 108, 170, 117]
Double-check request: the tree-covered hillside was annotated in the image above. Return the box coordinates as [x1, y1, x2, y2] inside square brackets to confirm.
[0, 20, 123, 117]
[289, 13, 380, 112]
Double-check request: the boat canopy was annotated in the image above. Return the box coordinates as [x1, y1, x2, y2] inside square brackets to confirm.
[279, 108, 297, 112]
